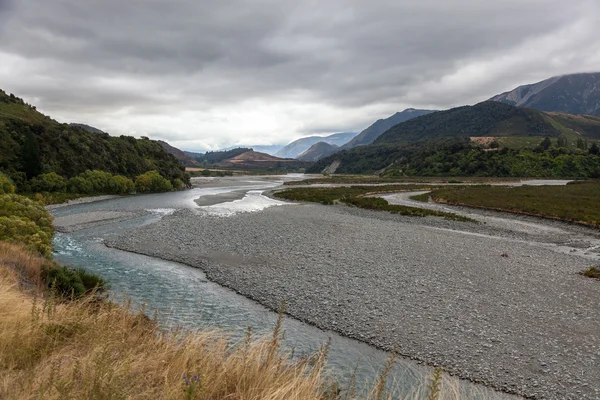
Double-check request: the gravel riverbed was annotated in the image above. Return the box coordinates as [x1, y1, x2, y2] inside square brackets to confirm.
[107, 201, 600, 399]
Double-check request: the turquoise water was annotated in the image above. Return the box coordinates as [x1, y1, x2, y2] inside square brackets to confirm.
[51, 181, 517, 399]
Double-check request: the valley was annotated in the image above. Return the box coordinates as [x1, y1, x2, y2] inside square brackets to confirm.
[49, 175, 600, 400]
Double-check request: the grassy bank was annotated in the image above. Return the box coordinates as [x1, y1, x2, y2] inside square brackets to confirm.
[274, 186, 476, 222]
[0, 190, 493, 399]
[425, 180, 600, 227]
[0, 242, 481, 400]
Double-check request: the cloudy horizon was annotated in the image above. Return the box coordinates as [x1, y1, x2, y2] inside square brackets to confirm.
[1, 0, 599, 151]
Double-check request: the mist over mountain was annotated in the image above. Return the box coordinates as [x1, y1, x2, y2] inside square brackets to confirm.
[275, 132, 356, 159]
[491, 72, 600, 116]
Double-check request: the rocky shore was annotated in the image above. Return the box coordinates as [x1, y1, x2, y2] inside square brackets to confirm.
[107, 201, 600, 399]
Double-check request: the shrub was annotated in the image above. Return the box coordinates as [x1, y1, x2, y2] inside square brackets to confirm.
[0, 216, 52, 257]
[0, 194, 53, 235]
[29, 172, 66, 193]
[66, 176, 94, 194]
[42, 265, 86, 298]
[135, 170, 173, 193]
[108, 175, 135, 194]
[76, 268, 108, 292]
[0, 172, 15, 194]
[172, 178, 184, 191]
[79, 170, 113, 192]
[582, 266, 600, 279]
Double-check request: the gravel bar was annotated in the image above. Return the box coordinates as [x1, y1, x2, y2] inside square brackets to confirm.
[107, 202, 600, 399]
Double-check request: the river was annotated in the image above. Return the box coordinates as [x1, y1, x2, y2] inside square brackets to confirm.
[50, 175, 520, 399]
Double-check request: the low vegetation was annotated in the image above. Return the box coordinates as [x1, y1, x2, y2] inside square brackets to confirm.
[582, 266, 600, 279]
[274, 185, 476, 222]
[0, 193, 54, 256]
[284, 175, 522, 186]
[424, 180, 600, 227]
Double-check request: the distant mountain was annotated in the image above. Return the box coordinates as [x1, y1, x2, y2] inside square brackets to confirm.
[341, 109, 437, 149]
[214, 150, 312, 170]
[216, 144, 282, 155]
[376, 101, 558, 144]
[185, 148, 252, 164]
[491, 72, 600, 116]
[308, 101, 600, 174]
[275, 132, 356, 159]
[297, 142, 339, 161]
[157, 140, 200, 167]
[69, 123, 106, 134]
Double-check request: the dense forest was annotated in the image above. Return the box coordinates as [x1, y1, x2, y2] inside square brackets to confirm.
[309, 101, 600, 177]
[0, 89, 189, 190]
[308, 137, 600, 178]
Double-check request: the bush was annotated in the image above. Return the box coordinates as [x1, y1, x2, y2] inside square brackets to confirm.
[0, 172, 15, 194]
[172, 178, 184, 191]
[66, 176, 94, 194]
[0, 194, 53, 235]
[135, 170, 173, 193]
[76, 268, 108, 292]
[29, 172, 66, 193]
[41, 265, 107, 298]
[0, 216, 52, 257]
[582, 266, 600, 279]
[108, 175, 135, 194]
[79, 170, 113, 192]
[42, 265, 86, 298]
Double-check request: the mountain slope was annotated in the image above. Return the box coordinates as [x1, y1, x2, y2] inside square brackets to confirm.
[157, 140, 200, 167]
[275, 132, 356, 159]
[68, 123, 106, 134]
[375, 101, 556, 144]
[491, 72, 600, 116]
[297, 142, 339, 161]
[308, 101, 600, 174]
[0, 89, 189, 186]
[215, 150, 311, 170]
[341, 109, 437, 149]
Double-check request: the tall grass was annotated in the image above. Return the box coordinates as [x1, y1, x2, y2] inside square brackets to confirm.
[0, 242, 500, 399]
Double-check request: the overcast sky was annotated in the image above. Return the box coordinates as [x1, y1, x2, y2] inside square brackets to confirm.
[1, 0, 599, 151]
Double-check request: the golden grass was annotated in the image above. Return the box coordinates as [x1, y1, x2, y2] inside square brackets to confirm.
[0, 242, 498, 400]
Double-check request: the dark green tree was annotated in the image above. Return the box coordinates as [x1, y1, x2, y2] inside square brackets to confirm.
[556, 135, 568, 148]
[21, 129, 42, 178]
[540, 137, 552, 150]
[590, 143, 600, 155]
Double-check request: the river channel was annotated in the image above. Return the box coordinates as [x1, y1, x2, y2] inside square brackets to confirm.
[50, 175, 519, 399]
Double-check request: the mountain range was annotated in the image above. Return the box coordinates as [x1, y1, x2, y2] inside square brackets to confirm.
[308, 100, 600, 174]
[274, 132, 356, 159]
[341, 108, 437, 149]
[491, 72, 600, 116]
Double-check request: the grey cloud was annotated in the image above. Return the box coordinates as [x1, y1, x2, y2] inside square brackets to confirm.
[0, 0, 599, 148]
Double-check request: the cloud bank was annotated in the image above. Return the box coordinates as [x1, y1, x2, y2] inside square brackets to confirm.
[1, 0, 599, 150]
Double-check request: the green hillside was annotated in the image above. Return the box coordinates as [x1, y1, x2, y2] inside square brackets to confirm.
[377, 101, 558, 144]
[308, 102, 600, 177]
[0, 89, 189, 189]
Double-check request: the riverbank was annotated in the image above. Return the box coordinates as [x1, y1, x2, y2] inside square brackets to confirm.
[0, 242, 338, 400]
[107, 201, 600, 399]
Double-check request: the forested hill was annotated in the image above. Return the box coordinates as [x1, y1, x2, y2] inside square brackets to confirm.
[375, 101, 558, 144]
[0, 89, 189, 188]
[308, 101, 600, 176]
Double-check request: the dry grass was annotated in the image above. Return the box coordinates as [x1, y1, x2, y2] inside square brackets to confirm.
[0, 242, 498, 400]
